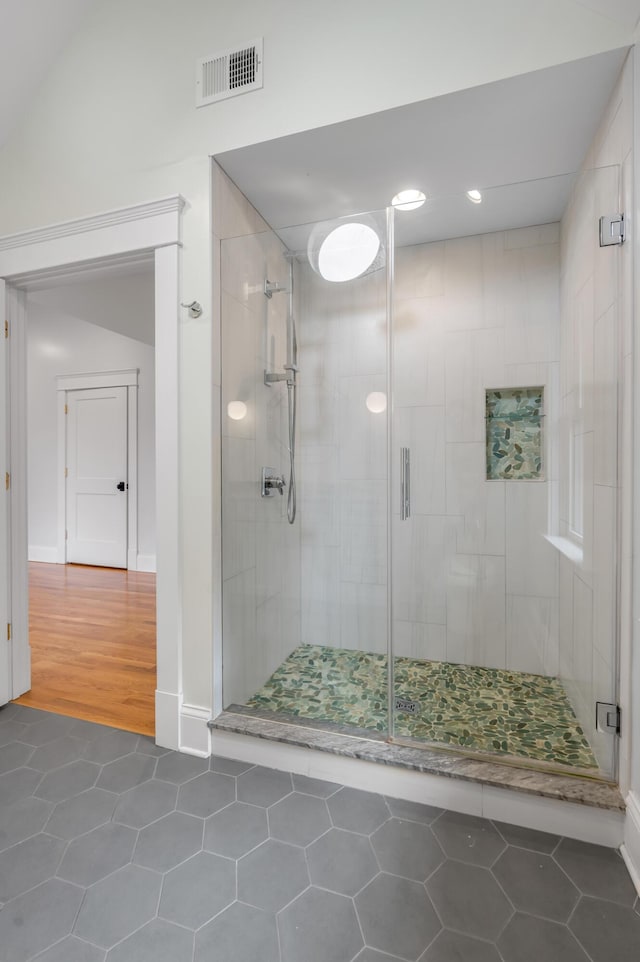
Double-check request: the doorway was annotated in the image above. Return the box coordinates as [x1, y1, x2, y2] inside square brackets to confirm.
[12, 262, 157, 734]
[0, 197, 184, 750]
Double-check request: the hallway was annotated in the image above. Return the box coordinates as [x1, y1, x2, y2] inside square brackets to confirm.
[15, 563, 156, 735]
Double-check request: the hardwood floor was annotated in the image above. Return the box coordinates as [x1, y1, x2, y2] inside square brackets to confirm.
[15, 562, 156, 735]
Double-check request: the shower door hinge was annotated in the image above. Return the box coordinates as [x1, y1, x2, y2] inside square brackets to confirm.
[4, 320, 8, 338]
[7, 623, 11, 641]
[596, 701, 620, 735]
[5, 472, 9, 491]
[599, 214, 625, 246]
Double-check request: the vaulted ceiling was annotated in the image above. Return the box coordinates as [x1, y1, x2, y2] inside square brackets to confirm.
[0, 0, 100, 148]
[0, 0, 639, 156]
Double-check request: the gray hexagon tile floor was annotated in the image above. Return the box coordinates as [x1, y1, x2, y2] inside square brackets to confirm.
[0, 704, 638, 962]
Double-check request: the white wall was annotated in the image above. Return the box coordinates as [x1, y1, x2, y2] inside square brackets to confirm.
[299, 224, 561, 675]
[26, 276, 156, 565]
[0, 0, 638, 735]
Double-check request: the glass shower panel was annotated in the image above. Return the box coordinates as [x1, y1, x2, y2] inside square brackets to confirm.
[389, 169, 621, 780]
[220, 227, 301, 712]
[220, 209, 391, 739]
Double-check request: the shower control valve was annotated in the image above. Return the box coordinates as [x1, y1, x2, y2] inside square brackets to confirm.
[261, 467, 286, 497]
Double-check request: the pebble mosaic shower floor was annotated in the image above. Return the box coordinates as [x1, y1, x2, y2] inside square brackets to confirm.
[246, 644, 598, 772]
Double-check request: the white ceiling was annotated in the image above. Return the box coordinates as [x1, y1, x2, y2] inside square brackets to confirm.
[0, 0, 99, 148]
[215, 49, 629, 248]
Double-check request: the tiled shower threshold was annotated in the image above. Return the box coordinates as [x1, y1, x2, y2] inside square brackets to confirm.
[209, 706, 625, 813]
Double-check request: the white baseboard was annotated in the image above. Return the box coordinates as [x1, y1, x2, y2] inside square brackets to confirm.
[209, 729, 625, 846]
[155, 689, 180, 750]
[155, 694, 211, 756]
[180, 705, 211, 757]
[622, 790, 640, 895]
[28, 545, 61, 564]
[30, 544, 156, 570]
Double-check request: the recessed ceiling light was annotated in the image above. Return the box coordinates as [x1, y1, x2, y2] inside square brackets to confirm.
[391, 189, 426, 211]
[466, 189, 482, 204]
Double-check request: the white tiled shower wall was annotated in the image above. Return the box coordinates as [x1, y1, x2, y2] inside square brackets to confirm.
[215, 165, 301, 707]
[557, 53, 632, 772]
[297, 262, 389, 655]
[298, 224, 562, 675]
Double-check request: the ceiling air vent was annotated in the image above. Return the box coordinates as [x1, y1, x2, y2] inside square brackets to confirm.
[196, 38, 263, 107]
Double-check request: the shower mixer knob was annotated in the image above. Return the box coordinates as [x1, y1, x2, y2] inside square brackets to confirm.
[261, 468, 286, 497]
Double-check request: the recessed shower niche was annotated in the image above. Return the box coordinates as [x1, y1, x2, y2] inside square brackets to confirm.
[485, 387, 544, 481]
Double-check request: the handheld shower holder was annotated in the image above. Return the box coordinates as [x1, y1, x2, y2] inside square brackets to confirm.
[264, 279, 289, 298]
[264, 368, 296, 387]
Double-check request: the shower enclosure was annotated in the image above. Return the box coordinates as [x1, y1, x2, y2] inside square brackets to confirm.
[219, 166, 622, 782]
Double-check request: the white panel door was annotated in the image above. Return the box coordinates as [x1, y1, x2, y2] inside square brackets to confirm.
[66, 386, 128, 568]
[0, 281, 9, 705]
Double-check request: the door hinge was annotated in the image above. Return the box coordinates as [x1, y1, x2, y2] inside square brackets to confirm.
[4, 320, 8, 338]
[599, 214, 625, 246]
[7, 623, 10, 641]
[64, 404, 68, 415]
[596, 701, 621, 735]
[5, 472, 9, 491]
[64, 467, 68, 478]
[65, 530, 68, 541]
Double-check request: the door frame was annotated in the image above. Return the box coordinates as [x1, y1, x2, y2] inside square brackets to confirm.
[57, 369, 140, 570]
[0, 196, 184, 749]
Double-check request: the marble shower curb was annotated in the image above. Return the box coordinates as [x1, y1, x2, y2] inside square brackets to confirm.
[209, 708, 625, 812]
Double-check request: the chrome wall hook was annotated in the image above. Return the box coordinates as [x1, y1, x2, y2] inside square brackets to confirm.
[181, 300, 203, 318]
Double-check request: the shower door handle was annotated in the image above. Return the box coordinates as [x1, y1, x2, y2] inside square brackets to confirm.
[400, 447, 411, 520]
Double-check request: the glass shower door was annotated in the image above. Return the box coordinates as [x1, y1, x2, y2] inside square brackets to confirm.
[389, 170, 622, 781]
[220, 227, 301, 713]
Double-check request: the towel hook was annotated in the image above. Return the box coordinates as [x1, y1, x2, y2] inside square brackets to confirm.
[181, 300, 203, 318]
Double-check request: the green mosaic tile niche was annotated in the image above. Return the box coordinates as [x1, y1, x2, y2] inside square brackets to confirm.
[486, 386, 543, 480]
[246, 644, 598, 771]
